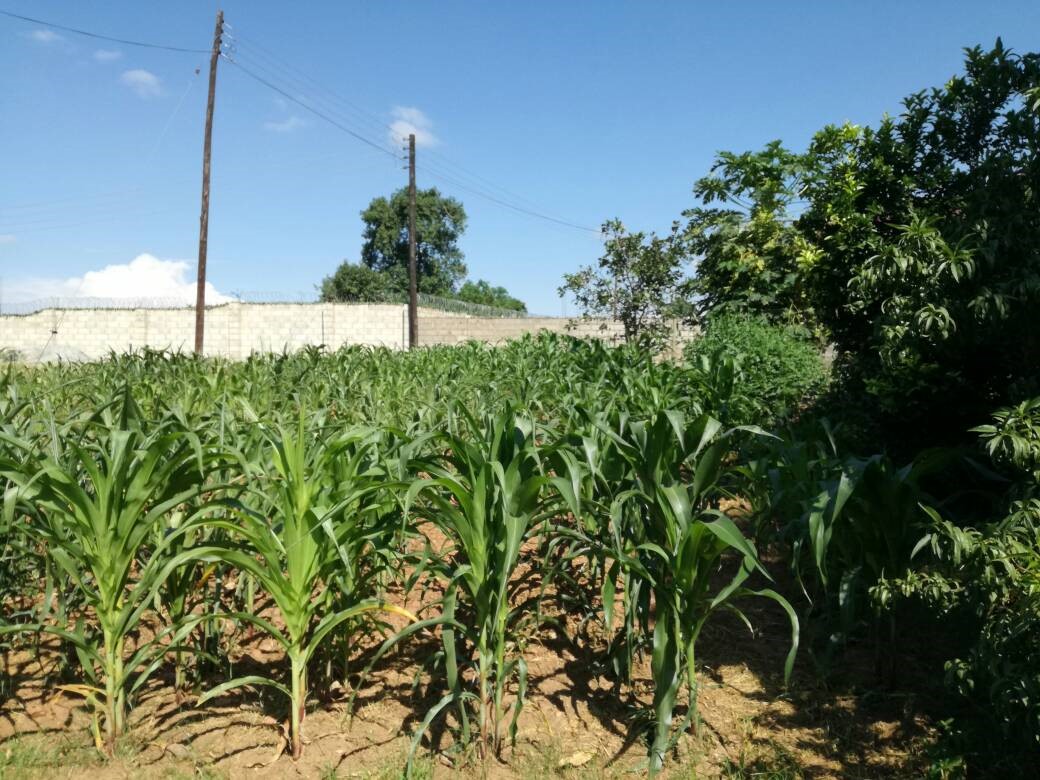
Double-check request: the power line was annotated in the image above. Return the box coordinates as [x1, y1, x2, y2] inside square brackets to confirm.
[0, 8, 209, 53]
[222, 55, 401, 160]
[0, 149, 388, 216]
[240, 39, 576, 218]
[224, 27, 600, 234]
[0, 189, 144, 212]
[143, 65, 204, 167]
[2, 54, 204, 223]
[4, 10, 602, 237]
[0, 195, 171, 229]
[0, 206, 158, 230]
[230, 34, 577, 217]
[419, 166, 600, 233]
[228, 48, 598, 233]
[422, 146, 569, 216]
[225, 47, 395, 152]
[227, 33, 393, 140]
[0, 209, 180, 235]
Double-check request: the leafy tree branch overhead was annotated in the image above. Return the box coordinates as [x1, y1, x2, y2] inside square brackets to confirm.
[681, 40, 1037, 447]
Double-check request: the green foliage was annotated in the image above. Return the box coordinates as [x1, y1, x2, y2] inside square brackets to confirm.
[942, 506, 1040, 754]
[743, 419, 959, 676]
[880, 500, 1040, 764]
[323, 190, 527, 311]
[685, 41, 1040, 449]
[405, 405, 560, 762]
[456, 279, 527, 312]
[0, 338, 814, 773]
[360, 187, 468, 296]
[197, 415, 410, 760]
[684, 315, 827, 427]
[8, 331, 1033, 776]
[0, 394, 225, 753]
[684, 142, 815, 324]
[559, 219, 694, 348]
[876, 401, 1040, 760]
[973, 397, 1040, 485]
[320, 261, 391, 303]
[559, 410, 797, 773]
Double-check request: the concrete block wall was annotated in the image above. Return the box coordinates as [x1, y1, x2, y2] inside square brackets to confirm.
[417, 315, 626, 346]
[0, 302, 679, 362]
[0, 303, 411, 360]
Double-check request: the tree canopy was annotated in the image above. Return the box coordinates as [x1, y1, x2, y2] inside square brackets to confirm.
[319, 262, 390, 303]
[321, 187, 527, 312]
[360, 187, 467, 296]
[456, 280, 526, 312]
[683, 40, 1040, 446]
[559, 219, 693, 347]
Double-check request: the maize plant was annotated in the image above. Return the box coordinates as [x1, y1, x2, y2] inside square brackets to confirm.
[153, 507, 223, 701]
[197, 413, 414, 761]
[0, 336, 822, 773]
[0, 396, 227, 753]
[560, 410, 799, 773]
[405, 405, 562, 764]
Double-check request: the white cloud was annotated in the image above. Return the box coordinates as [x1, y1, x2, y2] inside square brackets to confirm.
[93, 49, 122, 62]
[264, 115, 308, 133]
[25, 29, 63, 44]
[0, 234, 15, 245]
[3, 254, 233, 304]
[388, 106, 438, 148]
[120, 69, 162, 98]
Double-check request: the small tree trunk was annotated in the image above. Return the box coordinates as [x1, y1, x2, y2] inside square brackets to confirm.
[492, 632, 505, 757]
[245, 574, 256, 640]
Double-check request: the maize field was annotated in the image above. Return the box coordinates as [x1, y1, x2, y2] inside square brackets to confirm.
[0, 336, 946, 778]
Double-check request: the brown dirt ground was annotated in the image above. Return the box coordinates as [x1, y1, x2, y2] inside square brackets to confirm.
[0, 546, 937, 780]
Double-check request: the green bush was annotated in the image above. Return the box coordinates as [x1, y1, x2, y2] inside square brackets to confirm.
[873, 400, 1040, 769]
[685, 315, 827, 426]
[684, 44, 1040, 454]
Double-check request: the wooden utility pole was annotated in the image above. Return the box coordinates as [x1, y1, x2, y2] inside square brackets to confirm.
[407, 133, 418, 349]
[194, 9, 223, 355]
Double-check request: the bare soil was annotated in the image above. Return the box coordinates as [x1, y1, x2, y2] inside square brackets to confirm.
[0, 552, 938, 779]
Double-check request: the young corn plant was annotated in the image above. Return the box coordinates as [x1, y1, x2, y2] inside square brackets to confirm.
[198, 414, 413, 761]
[0, 404, 225, 754]
[563, 410, 799, 774]
[405, 405, 559, 765]
[749, 426, 946, 670]
[153, 508, 223, 702]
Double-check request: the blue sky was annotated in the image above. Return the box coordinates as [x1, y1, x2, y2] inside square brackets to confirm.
[2, 1, 1039, 315]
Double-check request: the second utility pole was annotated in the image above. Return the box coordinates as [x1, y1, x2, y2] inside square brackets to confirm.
[194, 9, 223, 355]
[407, 133, 418, 349]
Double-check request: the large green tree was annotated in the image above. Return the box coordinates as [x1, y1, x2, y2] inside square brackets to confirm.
[321, 188, 528, 311]
[360, 187, 467, 296]
[685, 41, 1040, 446]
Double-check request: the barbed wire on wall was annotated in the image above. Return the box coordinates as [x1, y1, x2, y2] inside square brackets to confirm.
[0, 296, 200, 317]
[0, 293, 536, 319]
